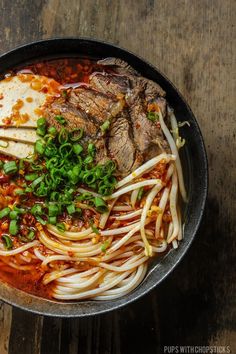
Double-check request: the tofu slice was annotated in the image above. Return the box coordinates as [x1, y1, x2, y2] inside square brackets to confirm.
[0, 127, 37, 144]
[0, 74, 60, 128]
[0, 140, 34, 159]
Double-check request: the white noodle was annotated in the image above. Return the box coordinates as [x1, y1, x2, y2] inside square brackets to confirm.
[99, 198, 117, 229]
[113, 205, 133, 211]
[159, 110, 187, 201]
[116, 153, 175, 188]
[131, 189, 139, 208]
[155, 187, 170, 238]
[100, 221, 140, 236]
[167, 170, 179, 243]
[0, 241, 39, 256]
[112, 209, 142, 221]
[105, 179, 161, 200]
[140, 182, 163, 256]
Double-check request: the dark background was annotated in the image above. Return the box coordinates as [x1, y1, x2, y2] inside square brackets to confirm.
[0, 1, 235, 353]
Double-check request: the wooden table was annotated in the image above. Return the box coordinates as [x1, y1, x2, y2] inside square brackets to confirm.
[0, 1, 235, 353]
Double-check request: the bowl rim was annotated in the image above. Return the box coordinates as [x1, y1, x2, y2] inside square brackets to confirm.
[0, 37, 208, 317]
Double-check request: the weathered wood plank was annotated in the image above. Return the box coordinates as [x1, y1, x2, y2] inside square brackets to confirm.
[0, 302, 12, 354]
[40, 317, 62, 354]
[9, 308, 43, 354]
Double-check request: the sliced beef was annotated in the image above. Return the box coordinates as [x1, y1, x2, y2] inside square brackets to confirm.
[96, 58, 169, 160]
[127, 87, 170, 160]
[107, 111, 142, 175]
[69, 87, 124, 123]
[43, 58, 171, 177]
[98, 58, 139, 76]
[44, 96, 98, 137]
[43, 92, 109, 163]
[98, 57, 166, 98]
[89, 72, 130, 97]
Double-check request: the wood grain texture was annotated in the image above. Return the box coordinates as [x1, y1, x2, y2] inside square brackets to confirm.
[0, 0, 235, 353]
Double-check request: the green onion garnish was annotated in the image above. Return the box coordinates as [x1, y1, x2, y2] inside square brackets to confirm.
[31, 204, 43, 216]
[55, 115, 66, 125]
[100, 120, 110, 132]
[9, 220, 19, 235]
[101, 240, 109, 252]
[25, 173, 39, 181]
[9, 210, 19, 220]
[73, 144, 83, 155]
[56, 223, 65, 232]
[2, 235, 13, 249]
[0, 207, 11, 219]
[137, 187, 144, 201]
[94, 197, 108, 213]
[48, 126, 57, 136]
[3, 161, 18, 175]
[147, 111, 160, 122]
[35, 139, 45, 155]
[27, 231, 35, 240]
[48, 204, 60, 217]
[66, 204, 76, 215]
[48, 216, 57, 225]
[37, 117, 46, 128]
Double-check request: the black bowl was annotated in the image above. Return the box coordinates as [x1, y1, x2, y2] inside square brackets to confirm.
[0, 38, 208, 317]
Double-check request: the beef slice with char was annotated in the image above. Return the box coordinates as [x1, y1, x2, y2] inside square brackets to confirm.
[107, 111, 142, 176]
[89, 72, 131, 97]
[127, 86, 170, 160]
[96, 58, 169, 158]
[98, 57, 166, 99]
[69, 87, 124, 124]
[44, 96, 98, 137]
[43, 91, 109, 163]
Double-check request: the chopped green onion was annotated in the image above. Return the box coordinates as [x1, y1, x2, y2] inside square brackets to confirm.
[36, 215, 47, 225]
[37, 117, 46, 128]
[48, 204, 60, 217]
[147, 111, 160, 122]
[88, 143, 95, 156]
[101, 240, 109, 252]
[35, 139, 45, 155]
[25, 173, 39, 181]
[27, 231, 35, 240]
[70, 128, 83, 141]
[3, 161, 18, 175]
[94, 197, 108, 213]
[31, 175, 44, 189]
[92, 225, 99, 234]
[55, 115, 66, 125]
[31, 204, 43, 215]
[13, 205, 25, 214]
[2, 235, 13, 250]
[56, 223, 65, 232]
[0, 207, 11, 219]
[36, 127, 46, 136]
[9, 210, 19, 220]
[9, 220, 19, 236]
[14, 189, 25, 195]
[48, 126, 57, 136]
[100, 120, 110, 132]
[58, 128, 68, 144]
[48, 216, 57, 225]
[73, 143, 83, 155]
[66, 204, 76, 215]
[84, 156, 93, 164]
[137, 187, 144, 201]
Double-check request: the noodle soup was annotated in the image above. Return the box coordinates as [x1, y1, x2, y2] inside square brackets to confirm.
[0, 57, 186, 300]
